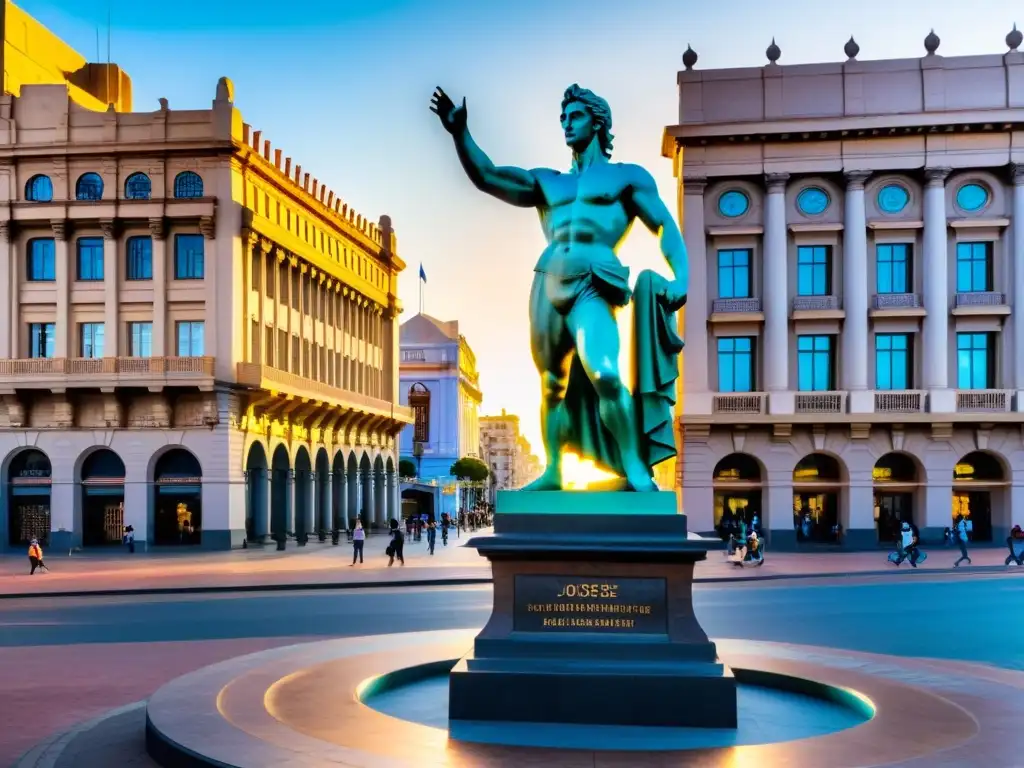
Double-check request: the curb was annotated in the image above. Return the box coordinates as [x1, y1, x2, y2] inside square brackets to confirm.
[13, 700, 146, 768]
[1, 564, 1019, 600]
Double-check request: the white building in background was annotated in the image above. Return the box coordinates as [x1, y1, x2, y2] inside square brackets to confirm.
[664, 29, 1024, 549]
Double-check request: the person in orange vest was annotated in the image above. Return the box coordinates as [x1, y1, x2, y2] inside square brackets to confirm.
[28, 538, 48, 574]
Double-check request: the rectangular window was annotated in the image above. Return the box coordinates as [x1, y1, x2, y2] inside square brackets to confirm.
[174, 234, 205, 280]
[956, 332, 995, 389]
[876, 244, 911, 294]
[955, 242, 992, 293]
[265, 326, 275, 368]
[76, 237, 104, 281]
[796, 245, 831, 297]
[875, 333, 912, 390]
[291, 333, 300, 372]
[176, 321, 205, 357]
[797, 335, 834, 391]
[717, 249, 751, 299]
[126, 237, 153, 280]
[79, 322, 104, 358]
[27, 238, 56, 281]
[128, 322, 152, 357]
[716, 337, 755, 392]
[28, 323, 55, 358]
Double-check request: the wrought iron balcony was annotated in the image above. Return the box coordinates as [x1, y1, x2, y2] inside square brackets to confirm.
[874, 391, 926, 413]
[712, 393, 766, 415]
[792, 295, 840, 312]
[711, 297, 762, 314]
[954, 292, 1006, 308]
[0, 356, 215, 389]
[956, 389, 1012, 412]
[873, 293, 922, 310]
[795, 391, 847, 414]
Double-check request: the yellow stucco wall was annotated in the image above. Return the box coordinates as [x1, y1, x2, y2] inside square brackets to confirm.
[3, 0, 130, 111]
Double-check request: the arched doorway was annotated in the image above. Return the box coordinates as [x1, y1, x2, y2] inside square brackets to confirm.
[873, 453, 919, 544]
[359, 453, 372, 526]
[953, 452, 1005, 543]
[270, 445, 291, 542]
[245, 443, 269, 544]
[346, 453, 359, 528]
[793, 453, 843, 545]
[294, 447, 312, 542]
[80, 449, 126, 547]
[315, 449, 331, 536]
[712, 453, 762, 539]
[153, 448, 203, 545]
[7, 449, 52, 547]
[401, 487, 435, 521]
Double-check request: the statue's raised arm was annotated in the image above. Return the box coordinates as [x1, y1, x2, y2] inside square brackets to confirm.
[430, 87, 540, 208]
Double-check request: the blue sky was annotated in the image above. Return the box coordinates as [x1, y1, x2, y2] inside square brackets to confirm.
[19, 0, 1022, 451]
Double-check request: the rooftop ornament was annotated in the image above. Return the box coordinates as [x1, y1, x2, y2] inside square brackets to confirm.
[924, 29, 941, 55]
[844, 36, 860, 62]
[682, 44, 698, 71]
[1008, 23, 1023, 52]
[766, 37, 781, 65]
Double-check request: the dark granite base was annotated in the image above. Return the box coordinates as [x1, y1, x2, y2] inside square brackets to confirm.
[449, 497, 736, 730]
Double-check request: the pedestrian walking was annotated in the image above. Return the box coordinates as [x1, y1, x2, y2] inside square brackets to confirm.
[123, 525, 135, 554]
[349, 519, 365, 566]
[953, 514, 972, 567]
[27, 538, 48, 574]
[426, 520, 437, 555]
[387, 518, 405, 566]
[441, 513, 449, 546]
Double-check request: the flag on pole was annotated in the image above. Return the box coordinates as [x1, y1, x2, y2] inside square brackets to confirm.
[419, 264, 427, 283]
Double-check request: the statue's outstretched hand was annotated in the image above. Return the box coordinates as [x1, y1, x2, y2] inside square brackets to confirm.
[430, 87, 467, 135]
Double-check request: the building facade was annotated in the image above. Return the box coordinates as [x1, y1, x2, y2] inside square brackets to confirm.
[480, 409, 528, 499]
[398, 313, 482, 516]
[0, 56, 410, 551]
[664, 31, 1024, 548]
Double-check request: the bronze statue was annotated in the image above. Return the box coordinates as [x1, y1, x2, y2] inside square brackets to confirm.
[431, 84, 688, 492]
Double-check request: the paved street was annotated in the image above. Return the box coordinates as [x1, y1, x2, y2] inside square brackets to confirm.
[3, 534, 1020, 598]
[3, 571, 1023, 765]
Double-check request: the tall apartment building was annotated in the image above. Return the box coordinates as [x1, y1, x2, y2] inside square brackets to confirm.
[664, 30, 1024, 548]
[480, 409, 522, 499]
[0, 33, 410, 551]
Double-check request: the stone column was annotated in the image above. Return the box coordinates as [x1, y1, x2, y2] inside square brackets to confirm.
[375, 468, 386, 524]
[260, 469, 272, 543]
[8, 231, 18, 357]
[364, 469, 376, 526]
[845, 468, 876, 548]
[681, 176, 710, 414]
[248, 468, 271, 543]
[150, 219, 167, 356]
[320, 471, 333, 532]
[387, 471, 398, 521]
[305, 470, 316, 536]
[335, 470, 348, 529]
[1013, 164, 1024, 410]
[52, 220, 70, 357]
[843, 171, 872, 412]
[0, 222, 11, 358]
[353, 469, 363, 525]
[101, 220, 119, 357]
[923, 167, 953, 412]
[285, 470, 295, 536]
[764, 173, 792, 413]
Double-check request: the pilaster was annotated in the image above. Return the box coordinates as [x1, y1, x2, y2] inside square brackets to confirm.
[922, 167, 953, 411]
[51, 220, 70, 358]
[843, 171, 872, 412]
[150, 218, 167, 356]
[1011, 164, 1024, 409]
[763, 173, 791, 413]
[101, 219, 118, 356]
[0, 221, 11, 359]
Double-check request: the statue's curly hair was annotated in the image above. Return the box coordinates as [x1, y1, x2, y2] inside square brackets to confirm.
[561, 84, 614, 159]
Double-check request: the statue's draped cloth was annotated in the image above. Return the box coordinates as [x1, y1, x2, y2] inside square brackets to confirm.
[555, 265, 684, 476]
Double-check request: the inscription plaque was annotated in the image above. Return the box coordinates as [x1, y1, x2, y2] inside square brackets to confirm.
[513, 575, 668, 634]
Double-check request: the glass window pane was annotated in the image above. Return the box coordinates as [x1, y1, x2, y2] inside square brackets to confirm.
[719, 352, 733, 392]
[877, 349, 891, 389]
[735, 351, 751, 392]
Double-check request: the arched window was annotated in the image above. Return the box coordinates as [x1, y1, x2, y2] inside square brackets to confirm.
[75, 173, 104, 201]
[124, 172, 152, 200]
[409, 383, 431, 443]
[173, 171, 203, 199]
[25, 175, 53, 202]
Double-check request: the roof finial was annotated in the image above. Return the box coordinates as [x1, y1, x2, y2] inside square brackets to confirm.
[1007, 23, 1023, 52]
[766, 37, 781, 65]
[844, 36, 860, 61]
[924, 29, 941, 55]
[682, 44, 698, 71]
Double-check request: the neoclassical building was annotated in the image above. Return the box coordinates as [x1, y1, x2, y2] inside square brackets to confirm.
[0, 66, 410, 550]
[664, 30, 1024, 548]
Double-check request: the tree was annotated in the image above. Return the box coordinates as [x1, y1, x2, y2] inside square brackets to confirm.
[398, 458, 417, 479]
[450, 456, 489, 483]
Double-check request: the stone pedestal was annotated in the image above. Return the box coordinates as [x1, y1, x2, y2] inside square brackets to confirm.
[449, 490, 737, 729]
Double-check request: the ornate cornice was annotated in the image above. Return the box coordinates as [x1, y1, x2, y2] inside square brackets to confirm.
[99, 219, 117, 240]
[258, 236, 273, 254]
[148, 217, 166, 240]
[683, 175, 707, 194]
[198, 215, 216, 240]
[49, 219, 68, 241]
[844, 170, 872, 190]
[924, 166, 953, 187]
[765, 172, 790, 192]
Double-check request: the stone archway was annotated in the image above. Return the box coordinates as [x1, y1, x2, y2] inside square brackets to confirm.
[952, 451, 1007, 543]
[6, 448, 52, 548]
[152, 448, 203, 546]
[712, 453, 763, 538]
[873, 452, 921, 544]
[294, 447, 313, 543]
[79, 449, 127, 547]
[315, 449, 331, 537]
[792, 453, 845, 545]
[245, 443, 270, 544]
[385, 456, 397, 522]
[270, 445, 292, 542]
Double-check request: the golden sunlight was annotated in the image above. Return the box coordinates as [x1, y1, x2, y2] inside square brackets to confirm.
[560, 453, 619, 490]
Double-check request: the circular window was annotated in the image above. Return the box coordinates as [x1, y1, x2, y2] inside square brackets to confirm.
[877, 184, 909, 214]
[956, 183, 989, 212]
[717, 190, 750, 218]
[797, 187, 830, 216]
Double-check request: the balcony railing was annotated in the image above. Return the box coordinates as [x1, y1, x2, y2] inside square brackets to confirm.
[873, 293, 922, 310]
[956, 389, 1012, 412]
[711, 297, 762, 314]
[236, 363, 414, 422]
[875, 390, 926, 413]
[792, 295, 841, 312]
[0, 356, 214, 385]
[955, 291, 1006, 308]
[795, 391, 847, 414]
[712, 393, 766, 414]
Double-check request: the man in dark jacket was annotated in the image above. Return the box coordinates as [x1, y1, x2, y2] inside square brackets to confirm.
[897, 521, 922, 567]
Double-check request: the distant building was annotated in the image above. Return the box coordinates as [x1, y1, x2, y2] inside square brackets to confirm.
[398, 313, 482, 516]
[515, 434, 542, 487]
[479, 409, 540, 499]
